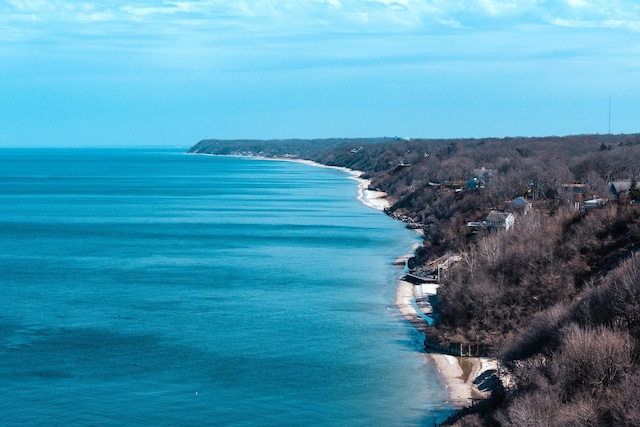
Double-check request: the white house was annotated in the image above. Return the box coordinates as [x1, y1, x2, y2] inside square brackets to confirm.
[467, 211, 515, 231]
[485, 211, 515, 231]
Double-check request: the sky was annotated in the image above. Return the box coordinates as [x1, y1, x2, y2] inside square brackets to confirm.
[1, 0, 640, 147]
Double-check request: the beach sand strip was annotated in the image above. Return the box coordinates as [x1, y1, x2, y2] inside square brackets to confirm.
[395, 275, 498, 409]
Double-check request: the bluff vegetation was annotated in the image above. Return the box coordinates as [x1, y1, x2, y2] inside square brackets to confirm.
[190, 134, 640, 426]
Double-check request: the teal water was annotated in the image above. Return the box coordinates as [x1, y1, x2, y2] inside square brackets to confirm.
[0, 149, 452, 426]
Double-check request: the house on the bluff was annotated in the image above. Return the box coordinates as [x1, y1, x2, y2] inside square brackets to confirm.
[468, 211, 515, 232]
[485, 211, 515, 231]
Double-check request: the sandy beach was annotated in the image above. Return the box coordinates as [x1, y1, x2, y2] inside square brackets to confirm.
[429, 354, 497, 408]
[353, 177, 392, 211]
[394, 271, 497, 409]
[395, 277, 430, 333]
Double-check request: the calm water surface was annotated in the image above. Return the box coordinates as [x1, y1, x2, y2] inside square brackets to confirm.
[0, 149, 452, 425]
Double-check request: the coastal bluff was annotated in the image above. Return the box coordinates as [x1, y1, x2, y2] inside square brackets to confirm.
[190, 134, 640, 426]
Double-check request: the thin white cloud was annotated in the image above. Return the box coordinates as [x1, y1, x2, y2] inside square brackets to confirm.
[540, 0, 640, 30]
[5, 0, 98, 14]
[120, 3, 192, 17]
[436, 18, 467, 29]
[566, 0, 589, 8]
[476, 0, 520, 16]
[551, 17, 640, 31]
[313, 0, 343, 8]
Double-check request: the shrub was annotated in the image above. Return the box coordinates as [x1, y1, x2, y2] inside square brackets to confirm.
[551, 326, 633, 401]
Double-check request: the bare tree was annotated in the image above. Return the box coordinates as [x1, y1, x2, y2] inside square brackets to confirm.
[552, 325, 633, 401]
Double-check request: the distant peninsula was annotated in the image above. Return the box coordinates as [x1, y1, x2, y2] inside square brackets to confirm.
[190, 134, 640, 426]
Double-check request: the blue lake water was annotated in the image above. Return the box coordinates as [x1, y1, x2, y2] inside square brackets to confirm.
[0, 149, 452, 425]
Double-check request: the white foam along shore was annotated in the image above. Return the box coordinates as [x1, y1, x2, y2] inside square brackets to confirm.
[194, 153, 392, 210]
[249, 156, 393, 211]
[283, 158, 393, 210]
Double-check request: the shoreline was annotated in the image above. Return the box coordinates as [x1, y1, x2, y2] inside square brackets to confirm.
[429, 354, 498, 408]
[395, 275, 497, 409]
[257, 156, 394, 211]
[197, 153, 494, 411]
[229, 154, 395, 210]
[284, 158, 394, 211]
[267, 157, 497, 409]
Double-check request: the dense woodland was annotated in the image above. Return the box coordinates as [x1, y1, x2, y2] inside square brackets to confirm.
[190, 134, 640, 426]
